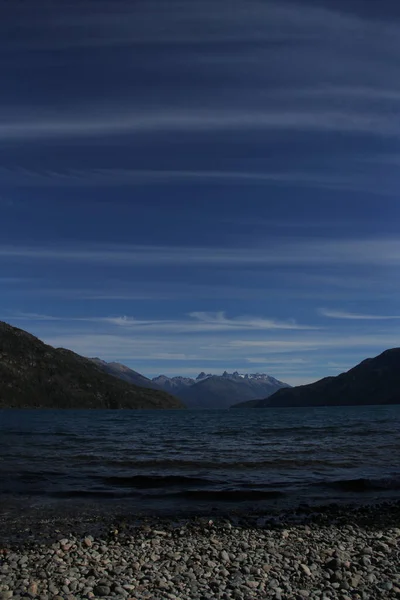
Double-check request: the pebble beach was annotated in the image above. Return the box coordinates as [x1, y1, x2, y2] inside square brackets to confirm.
[1, 502, 400, 600]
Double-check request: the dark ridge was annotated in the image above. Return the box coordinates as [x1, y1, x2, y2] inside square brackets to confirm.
[0, 320, 184, 410]
[232, 348, 400, 408]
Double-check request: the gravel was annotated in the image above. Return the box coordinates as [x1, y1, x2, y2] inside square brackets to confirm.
[0, 502, 400, 599]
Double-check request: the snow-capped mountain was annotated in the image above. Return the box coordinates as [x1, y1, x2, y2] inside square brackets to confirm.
[151, 375, 195, 393]
[88, 361, 291, 409]
[152, 371, 291, 409]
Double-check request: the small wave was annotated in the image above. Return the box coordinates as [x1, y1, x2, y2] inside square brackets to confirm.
[0, 470, 69, 483]
[322, 476, 400, 493]
[50, 490, 142, 499]
[40, 488, 284, 502]
[3, 430, 77, 438]
[212, 430, 247, 437]
[259, 425, 343, 434]
[177, 489, 284, 502]
[102, 475, 212, 489]
[100, 458, 356, 470]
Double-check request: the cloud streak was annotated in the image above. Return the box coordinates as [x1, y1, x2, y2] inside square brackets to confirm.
[1, 238, 400, 267]
[1, 166, 398, 197]
[1, 107, 400, 142]
[3, 1, 399, 48]
[9, 311, 317, 333]
[320, 308, 400, 320]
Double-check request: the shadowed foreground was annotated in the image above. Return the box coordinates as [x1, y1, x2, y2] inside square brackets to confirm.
[1, 502, 399, 600]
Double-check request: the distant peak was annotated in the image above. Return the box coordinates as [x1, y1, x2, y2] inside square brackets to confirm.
[196, 372, 212, 381]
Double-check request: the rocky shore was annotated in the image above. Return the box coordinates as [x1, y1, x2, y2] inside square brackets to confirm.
[1, 502, 400, 600]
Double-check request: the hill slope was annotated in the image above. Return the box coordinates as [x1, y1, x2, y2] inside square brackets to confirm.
[232, 348, 400, 408]
[90, 358, 157, 389]
[0, 321, 184, 409]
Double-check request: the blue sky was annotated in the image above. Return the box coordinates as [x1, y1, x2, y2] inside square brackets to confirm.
[1, 0, 400, 385]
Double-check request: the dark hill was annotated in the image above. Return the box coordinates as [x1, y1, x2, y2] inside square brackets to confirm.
[232, 348, 400, 408]
[0, 321, 184, 409]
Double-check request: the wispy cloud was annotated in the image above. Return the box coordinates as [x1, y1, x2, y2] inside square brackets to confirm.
[227, 335, 400, 352]
[245, 357, 309, 365]
[1, 238, 400, 267]
[319, 308, 400, 320]
[2, 0, 400, 159]
[326, 361, 353, 370]
[4, 1, 399, 50]
[3, 0, 400, 144]
[1, 107, 400, 142]
[188, 312, 318, 331]
[15, 284, 270, 302]
[9, 310, 317, 333]
[1, 166, 397, 197]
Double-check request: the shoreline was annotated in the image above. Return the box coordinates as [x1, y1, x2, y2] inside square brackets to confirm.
[1, 500, 400, 599]
[2, 498, 400, 548]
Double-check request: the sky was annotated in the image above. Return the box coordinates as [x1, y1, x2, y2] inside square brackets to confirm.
[1, 0, 400, 385]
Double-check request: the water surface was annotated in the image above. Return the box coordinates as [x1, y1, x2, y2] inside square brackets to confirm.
[1, 405, 399, 514]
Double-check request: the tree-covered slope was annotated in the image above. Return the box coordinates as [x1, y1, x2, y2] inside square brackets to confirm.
[0, 321, 184, 409]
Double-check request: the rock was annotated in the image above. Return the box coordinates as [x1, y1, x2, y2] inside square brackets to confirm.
[4, 503, 400, 600]
[27, 582, 38, 597]
[247, 581, 259, 589]
[220, 551, 230, 563]
[300, 564, 312, 577]
[325, 558, 340, 570]
[93, 585, 110, 597]
[381, 582, 393, 591]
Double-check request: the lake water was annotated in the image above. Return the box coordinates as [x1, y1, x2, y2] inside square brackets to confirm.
[1, 405, 400, 515]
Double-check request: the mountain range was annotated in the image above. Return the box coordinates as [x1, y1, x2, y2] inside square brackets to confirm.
[233, 348, 400, 408]
[0, 321, 184, 409]
[3, 320, 399, 411]
[91, 361, 290, 409]
[153, 371, 290, 409]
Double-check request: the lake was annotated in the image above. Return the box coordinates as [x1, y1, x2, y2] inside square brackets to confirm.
[1, 405, 400, 516]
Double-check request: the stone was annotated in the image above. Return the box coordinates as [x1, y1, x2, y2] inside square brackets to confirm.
[300, 564, 312, 577]
[220, 551, 230, 563]
[27, 582, 38, 597]
[93, 585, 111, 597]
[325, 558, 340, 570]
[381, 582, 393, 591]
